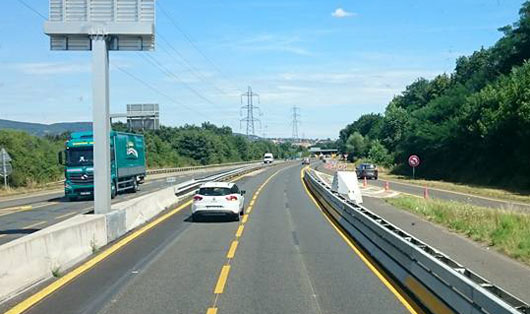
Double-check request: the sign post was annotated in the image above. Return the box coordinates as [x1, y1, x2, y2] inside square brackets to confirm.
[44, 0, 155, 214]
[0, 148, 12, 189]
[408, 155, 421, 179]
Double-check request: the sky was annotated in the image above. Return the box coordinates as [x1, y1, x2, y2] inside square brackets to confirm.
[0, 0, 526, 139]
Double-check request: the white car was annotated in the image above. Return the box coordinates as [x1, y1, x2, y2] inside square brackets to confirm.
[263, 153, 274, 164]
[192, 182, 246, 221]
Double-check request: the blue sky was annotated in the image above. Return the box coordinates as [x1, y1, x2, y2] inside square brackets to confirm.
[0, 0, 526, 138]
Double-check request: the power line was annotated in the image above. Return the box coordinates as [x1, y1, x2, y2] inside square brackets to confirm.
[291, 106, 301, 143]
[157, 2, 240, 92]
[240, 86, 261, 138]
[16, 0, 46, 20]
[138, 53, 220, 107]
[157, 33, 230, 96]
[113, 65, 210, 118]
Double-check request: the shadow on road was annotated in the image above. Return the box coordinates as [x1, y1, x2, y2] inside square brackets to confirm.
[0, 228, 40, 235]
[184, 214, 238, 223]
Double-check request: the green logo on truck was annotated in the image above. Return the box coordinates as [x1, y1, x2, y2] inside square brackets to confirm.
[126, 141, 139, 159]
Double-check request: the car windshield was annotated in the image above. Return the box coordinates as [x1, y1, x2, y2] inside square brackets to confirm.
[198, 187, 232, 196]
[66, 147, 93, 167]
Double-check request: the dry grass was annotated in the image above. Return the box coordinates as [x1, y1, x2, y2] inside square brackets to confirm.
[386, 196, 530, 265]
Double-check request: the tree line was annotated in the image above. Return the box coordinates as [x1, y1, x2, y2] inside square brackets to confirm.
[338, 2, 530, 189]
[0, 122, 302, 188]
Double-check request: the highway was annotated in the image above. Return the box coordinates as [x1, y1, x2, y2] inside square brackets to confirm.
[0, 167, 245, 245]
[315, 163, 530, 211]
[6, 163, 417, 314]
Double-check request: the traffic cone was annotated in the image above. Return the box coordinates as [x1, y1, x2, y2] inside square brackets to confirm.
[363, 177, 367, 187]
[423, 185, 429, 199]
[384, 181, 390, 191]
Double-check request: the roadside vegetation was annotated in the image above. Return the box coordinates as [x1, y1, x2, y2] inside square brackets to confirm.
[337, 2, 530, 191]
[0, 122, 303, 191]
[386, 196, 530, 265]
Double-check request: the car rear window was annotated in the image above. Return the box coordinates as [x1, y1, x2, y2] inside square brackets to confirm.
[198, 187, 232, 196]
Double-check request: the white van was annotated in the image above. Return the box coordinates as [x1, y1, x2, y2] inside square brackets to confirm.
[263, 153, 274, 164]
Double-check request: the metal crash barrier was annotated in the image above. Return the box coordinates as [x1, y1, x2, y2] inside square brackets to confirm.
[304, 169, 529, 314]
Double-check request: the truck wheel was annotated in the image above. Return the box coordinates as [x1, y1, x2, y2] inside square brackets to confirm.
[111, 182, 117, 199]
[132, 180, 139, 193]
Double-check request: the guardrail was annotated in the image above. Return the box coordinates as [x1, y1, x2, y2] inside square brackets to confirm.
[146, 160, 260, 175]
[174, 163, 267, 198]
[303, 169, 529, 314]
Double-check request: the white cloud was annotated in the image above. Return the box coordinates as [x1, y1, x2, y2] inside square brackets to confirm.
[331, 8, 355, 18]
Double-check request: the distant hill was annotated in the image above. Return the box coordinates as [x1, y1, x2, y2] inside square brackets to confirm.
[0, 119, 92, 136]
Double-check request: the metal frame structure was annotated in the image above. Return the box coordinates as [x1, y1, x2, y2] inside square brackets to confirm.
[44, 0, 155, 214]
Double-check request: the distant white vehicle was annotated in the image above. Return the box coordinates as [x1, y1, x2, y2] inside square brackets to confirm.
[192, 182, 246, 221]
[263, 153, 274, 164]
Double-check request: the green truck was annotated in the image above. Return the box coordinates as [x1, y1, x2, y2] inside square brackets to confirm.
[59, 131, 147, 201]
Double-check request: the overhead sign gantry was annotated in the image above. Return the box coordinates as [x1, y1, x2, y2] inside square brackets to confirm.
[43, 0, 155, 214]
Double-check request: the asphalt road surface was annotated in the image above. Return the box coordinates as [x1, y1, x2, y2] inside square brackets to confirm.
[0, 167, 244, 245]
[12, 162, 413, 314]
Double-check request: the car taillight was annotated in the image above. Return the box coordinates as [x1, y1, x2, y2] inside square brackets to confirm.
[193, 195, 203, 201]
[226, 195, 238, 201]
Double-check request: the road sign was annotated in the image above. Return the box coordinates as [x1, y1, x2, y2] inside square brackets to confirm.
[408, 155, 420, 179]
[0, 164, 12, 177]
[408, 155, 421, 168]
[44, 0, 155, 214]
[0, 148, 12, 163]
[0, 148, 12, 188]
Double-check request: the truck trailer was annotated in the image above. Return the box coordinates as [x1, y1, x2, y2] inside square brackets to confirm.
[59, 131, 146, 201]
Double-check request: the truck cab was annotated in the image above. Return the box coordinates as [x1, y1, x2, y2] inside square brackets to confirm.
[60, 131, 146, 201]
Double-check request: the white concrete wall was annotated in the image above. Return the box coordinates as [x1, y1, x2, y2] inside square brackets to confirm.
[0, 214, 107, 301]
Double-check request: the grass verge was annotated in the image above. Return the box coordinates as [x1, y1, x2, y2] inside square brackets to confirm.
[386, 195, 530, 265]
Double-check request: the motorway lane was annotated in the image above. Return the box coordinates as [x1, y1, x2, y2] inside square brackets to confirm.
[315, 163, 530, 211]
[11, 162, 412, 314]
[0, 168, 242, 245]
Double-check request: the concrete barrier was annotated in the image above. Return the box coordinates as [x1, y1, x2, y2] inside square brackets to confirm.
[0, 214, 107, 301]
[112, 186, 181, 234]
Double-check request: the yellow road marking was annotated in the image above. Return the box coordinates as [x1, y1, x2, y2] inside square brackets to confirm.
[31, 202, 60, 209]
[300, 167, 421, 314]
[4, 200, 192, 314]
[214, 265, 231, 294]
[0, 205, 33, 217]
[23, 221, 47, 229]
[249, 200, 255, 206]
[55, 212, 78, 220]
[206, 167, 285, 314]
[226, 241, 239, 259]
[235, 225, 244, 238]
[405, 276, 454, 314]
